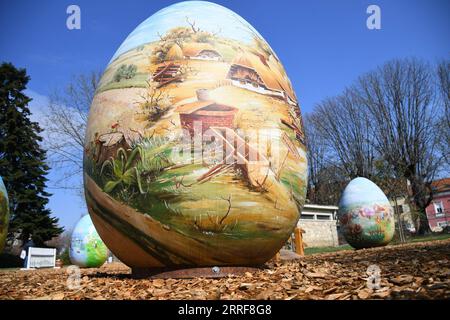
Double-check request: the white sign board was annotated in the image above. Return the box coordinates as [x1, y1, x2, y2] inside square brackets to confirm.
[27, 247, 57, 269]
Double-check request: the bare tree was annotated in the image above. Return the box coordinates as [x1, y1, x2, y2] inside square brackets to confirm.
[437, 60, 450, 121]
[304, 114, 325, 201]
[308, 165, 348, 206]
[45, 229, 72, 253]
[355, 58, 445, 234]
[437, 60, 450, 165]
[43, 71, 101, 192]
[372, 159, 409, 242]
[309, 89, 376, 179]
[185, 17, 200, 33]
[304, 114, 346, 205]
[137, 80, 172, 123]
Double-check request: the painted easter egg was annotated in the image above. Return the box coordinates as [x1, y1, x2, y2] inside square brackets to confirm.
[70, 215, 108, 267]
[0, 177, 9, 253]
[84, 1, 307, 268]
[338, 177, 395, 249]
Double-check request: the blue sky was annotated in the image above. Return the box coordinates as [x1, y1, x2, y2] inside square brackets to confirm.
[0, 0, 449, 231]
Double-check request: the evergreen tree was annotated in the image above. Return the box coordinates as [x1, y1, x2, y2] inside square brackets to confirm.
[0, 62, 63, 246]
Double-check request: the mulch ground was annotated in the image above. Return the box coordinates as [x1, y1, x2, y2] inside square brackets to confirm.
[0, 239, 449, 300]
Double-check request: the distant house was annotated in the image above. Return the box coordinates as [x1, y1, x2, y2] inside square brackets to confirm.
[176, 89, 275, 188]
[93, 128, 142, 165]
[426, 178, 450, 231]
[226, 52, 297, 106]
[182, 42, 222, 61]
[389, 196, 416, 233]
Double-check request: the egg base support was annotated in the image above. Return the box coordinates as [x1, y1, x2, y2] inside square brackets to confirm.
[131, 266, 262, 279]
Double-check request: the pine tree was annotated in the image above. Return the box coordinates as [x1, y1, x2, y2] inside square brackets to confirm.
[0, 62, 63, 247]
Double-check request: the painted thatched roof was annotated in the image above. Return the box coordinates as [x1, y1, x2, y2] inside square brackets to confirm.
[177, 99, 237, 115]
[267, 55, 297, 102]
[229, 52, 297, 103]
[177, 100, 216, 114]
[182, 42, 221, 58]
[98, 128, 142, 147]
[166, 43, 184, 60]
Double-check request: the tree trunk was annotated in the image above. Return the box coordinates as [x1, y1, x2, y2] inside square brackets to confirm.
[417, 209, 431, 235]
[407, 178, 433, 235]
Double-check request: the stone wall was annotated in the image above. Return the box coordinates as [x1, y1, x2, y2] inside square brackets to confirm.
[297, 220, 339, 248]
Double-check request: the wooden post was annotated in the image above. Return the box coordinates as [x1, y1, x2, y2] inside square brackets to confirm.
[275, 251, 281, 262]
[294, 227, 305, 256]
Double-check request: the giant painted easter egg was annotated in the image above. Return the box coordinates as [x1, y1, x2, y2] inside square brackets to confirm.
[84, 1, 307, 268]
[338, 177, 395, 249]
[0, 177, 9, 253]
[70, 215, 108, 267]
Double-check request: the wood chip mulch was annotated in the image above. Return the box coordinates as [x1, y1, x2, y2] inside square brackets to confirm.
[0, 239, 448, 300]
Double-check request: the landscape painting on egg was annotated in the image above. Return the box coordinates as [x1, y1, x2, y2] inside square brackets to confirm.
[70, 215, 108, 268]
[338, 178, 395, 249]
[339, 201, 395, 248]
[83, 2, 307, 267]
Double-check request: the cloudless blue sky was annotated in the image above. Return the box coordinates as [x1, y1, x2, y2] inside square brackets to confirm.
[0, 0, 449, 231]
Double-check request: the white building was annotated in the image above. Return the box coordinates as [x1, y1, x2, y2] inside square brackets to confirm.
[297, 204, 339, 248]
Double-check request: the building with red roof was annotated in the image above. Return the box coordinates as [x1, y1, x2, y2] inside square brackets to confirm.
[425, 178, 450, 230]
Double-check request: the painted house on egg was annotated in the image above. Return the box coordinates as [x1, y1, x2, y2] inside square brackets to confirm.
[182, 42, 222, 61]
[226, 52, 297, 106]
[177, 89, 238, 136]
